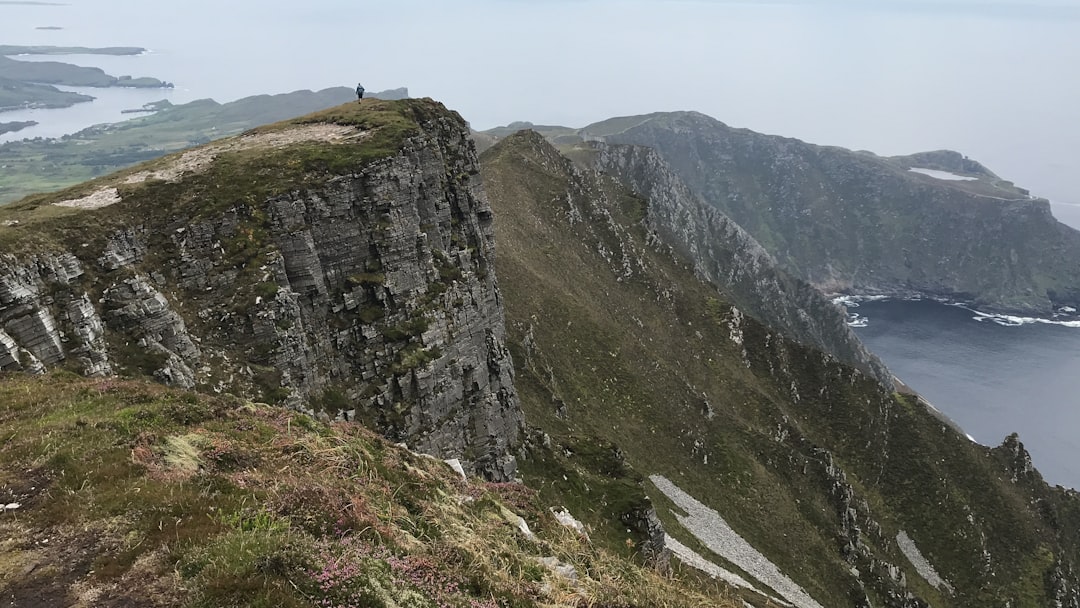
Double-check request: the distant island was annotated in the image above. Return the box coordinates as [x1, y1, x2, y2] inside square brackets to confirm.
[0, 120, 37, 135]
[0, 45, 145, 56]
[0, 76, 94, 112]
[35, 26, 63, 30]
[0, 46, 170, 112]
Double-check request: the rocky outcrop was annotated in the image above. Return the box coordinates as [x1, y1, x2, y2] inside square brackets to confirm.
[0, 99, 522, 480]
[589, 111, 1080, 314]
[589, 141, 891, 385]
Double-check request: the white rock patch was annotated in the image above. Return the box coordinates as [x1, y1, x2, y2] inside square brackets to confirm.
[443, 458, 467, 481]
[664, 533, 791, 606]
[650, 475, 825, 608]
[551, 507, 589, 539]
[53, 187, 121, 210]
[52, 124, 359, 210]
[896, 530, 954, 594]
[908, 167, 978, 181]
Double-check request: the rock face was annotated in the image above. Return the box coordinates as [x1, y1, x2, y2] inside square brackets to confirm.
[586, 111, 1080, 314]
[482, 130, 1080, 608]
[0, 99, 522, 480]
[588, 141, 891, 384]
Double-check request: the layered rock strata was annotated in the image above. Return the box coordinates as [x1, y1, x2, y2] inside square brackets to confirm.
[0, 100, 522, 479]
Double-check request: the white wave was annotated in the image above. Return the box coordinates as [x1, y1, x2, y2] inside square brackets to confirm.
[970, 309, 1080, 328]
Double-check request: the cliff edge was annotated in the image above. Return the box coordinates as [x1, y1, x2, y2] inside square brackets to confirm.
[0, 99, 522, 479]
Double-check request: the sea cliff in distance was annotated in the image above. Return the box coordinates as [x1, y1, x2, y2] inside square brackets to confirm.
[483, 113, 1080, 316]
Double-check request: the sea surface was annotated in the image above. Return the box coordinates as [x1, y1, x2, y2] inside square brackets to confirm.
[847, 299, 1080, 489]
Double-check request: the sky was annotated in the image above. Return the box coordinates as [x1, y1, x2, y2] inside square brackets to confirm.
[3, 0, 1079, 209]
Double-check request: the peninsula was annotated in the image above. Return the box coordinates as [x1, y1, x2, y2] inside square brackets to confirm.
[0, 45, 171, 113]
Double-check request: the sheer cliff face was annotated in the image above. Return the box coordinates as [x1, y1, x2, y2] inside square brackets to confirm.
[587, 141, 891, 385]
[0, 99, 522, 479]
[593, 111, 1080, 314]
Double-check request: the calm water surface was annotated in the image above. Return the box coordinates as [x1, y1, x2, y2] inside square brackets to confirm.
[852, 300, 1080, 489]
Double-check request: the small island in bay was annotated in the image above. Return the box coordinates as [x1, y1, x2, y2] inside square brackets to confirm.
[0, 120, 38, 135]
[35, 26, 64, 31]
[0, 45, 170, 113]
[0, 45, 146, 56]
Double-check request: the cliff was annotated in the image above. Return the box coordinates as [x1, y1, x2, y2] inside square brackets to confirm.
[481, 130, 1080, 608]
[0, 99, 521, 480]
[582, 111, 1080, 314]
[584, 140, 891, 385]
[2, 99, 1080, 607]
[0, 373, 741, 608]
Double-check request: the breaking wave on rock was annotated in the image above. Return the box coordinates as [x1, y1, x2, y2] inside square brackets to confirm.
[832, 295, 1080, 329]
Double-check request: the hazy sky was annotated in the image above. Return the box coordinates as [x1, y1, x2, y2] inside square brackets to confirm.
[5, 0, 1080, 208]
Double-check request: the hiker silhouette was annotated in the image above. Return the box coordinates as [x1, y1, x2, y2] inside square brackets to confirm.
[356, 84, 365, 101]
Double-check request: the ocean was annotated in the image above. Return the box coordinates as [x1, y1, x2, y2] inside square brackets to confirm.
[848, 299, 1080, 489]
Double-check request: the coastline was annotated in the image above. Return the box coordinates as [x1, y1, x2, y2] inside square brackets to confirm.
[830, 292, 1080, 329]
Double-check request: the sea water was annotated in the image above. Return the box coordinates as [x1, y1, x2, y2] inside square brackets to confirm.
[848, 299, 1080, 489]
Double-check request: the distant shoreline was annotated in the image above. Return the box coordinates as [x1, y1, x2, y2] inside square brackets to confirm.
[0, 47, 169, 114]
[0, 120, 38, 135]
[0, 45, 146, 56]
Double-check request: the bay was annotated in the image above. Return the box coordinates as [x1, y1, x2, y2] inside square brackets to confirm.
[851, 299, 1080, 489]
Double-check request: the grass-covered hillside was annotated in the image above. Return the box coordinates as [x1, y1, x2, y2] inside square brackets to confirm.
[482, 130, 1080, 607]
[0, 372, 739, 608]
[587, 111, 1080, 314]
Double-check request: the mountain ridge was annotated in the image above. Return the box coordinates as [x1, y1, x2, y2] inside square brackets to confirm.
[581, 110, 1080, 314]
[481, 129, 1080, 607]
[0, 99, 1078, 607]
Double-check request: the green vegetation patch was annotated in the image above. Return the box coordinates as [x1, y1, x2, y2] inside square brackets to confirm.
[0, 372, 742, 608]
[0, 99, 437, 253]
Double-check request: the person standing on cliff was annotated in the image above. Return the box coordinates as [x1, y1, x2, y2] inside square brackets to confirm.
[356, 83, 365, 102]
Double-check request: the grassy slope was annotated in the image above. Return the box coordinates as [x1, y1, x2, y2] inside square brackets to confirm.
[0, 97, 423, 253]
[482, 131, 858, 605]
[482, 130, 1080, 607]
[0, 372, 740, 608]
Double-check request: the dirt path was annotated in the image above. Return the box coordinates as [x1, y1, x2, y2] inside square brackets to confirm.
[53, 123, 360, 210]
